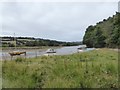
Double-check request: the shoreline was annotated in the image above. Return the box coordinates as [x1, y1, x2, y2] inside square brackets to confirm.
[1, 46, 62, 60]
[1, 46, 62, 51]
[1, 47, 118, 61]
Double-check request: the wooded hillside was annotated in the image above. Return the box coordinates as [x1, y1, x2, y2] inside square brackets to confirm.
[83, 12, 120, 48]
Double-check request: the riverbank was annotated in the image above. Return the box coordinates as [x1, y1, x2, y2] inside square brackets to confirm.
[1, 46, 62, 51]
[1, 46, 95, 60]
[1, 46, 62, 60]
[2, 49, 118, 88]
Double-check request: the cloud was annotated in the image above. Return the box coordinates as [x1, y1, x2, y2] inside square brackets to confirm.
[1, 2, 118, 41]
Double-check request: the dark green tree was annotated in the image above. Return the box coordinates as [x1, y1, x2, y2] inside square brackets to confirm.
[93, 27, 106, 48]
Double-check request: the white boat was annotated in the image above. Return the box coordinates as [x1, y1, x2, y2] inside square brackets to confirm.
[44, 48, 56, 56]
[46, 48, 56, 53]
[77, 45, 87, 52]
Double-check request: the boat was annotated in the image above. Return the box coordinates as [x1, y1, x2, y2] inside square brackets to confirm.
[9, 50, 26, 56]
[8, 33, 26, 58]
[77, 45, 87, 52]
[46, 48, 56, 53]
[44, 48, 56, 56]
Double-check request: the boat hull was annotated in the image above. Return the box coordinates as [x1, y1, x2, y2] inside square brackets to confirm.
[9, 51, 26, 56]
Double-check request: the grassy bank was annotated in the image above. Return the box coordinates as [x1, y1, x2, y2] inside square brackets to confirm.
[2, 49, 118, 88]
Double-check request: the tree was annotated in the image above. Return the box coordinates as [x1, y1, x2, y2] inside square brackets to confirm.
[83, 12, 119, 48]
[93, 27, 106, 48]
[83, 25, 95, 47]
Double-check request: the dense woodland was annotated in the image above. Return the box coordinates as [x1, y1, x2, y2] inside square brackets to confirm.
[1, 36, 81, 47]
[83, 12, 120, 48]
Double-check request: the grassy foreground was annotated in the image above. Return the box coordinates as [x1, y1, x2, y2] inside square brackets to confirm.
[2, 49, 118, 88]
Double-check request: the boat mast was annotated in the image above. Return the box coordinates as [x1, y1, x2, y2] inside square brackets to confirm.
[14, 33, 16, 50]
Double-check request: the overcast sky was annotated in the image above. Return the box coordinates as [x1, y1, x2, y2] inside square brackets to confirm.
[0, 1, 118, 42]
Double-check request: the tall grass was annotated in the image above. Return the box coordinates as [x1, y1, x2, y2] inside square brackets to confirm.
[2, 49, 118, 88]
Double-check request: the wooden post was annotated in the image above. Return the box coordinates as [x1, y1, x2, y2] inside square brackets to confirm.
[77, 61, 79, 67]
[35, 51, 37, 58]
[64, 60, 67, 70]
[81, 62, 82, 68]
[92, 61, 94, 68]
[86, 59, 88, 73]
[11, 56, 13, 60]
[25, 52, 26, 59]
[99, 63, 102, 74]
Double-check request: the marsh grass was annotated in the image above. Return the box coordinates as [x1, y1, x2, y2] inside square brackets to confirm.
[2, 49, 118, 88]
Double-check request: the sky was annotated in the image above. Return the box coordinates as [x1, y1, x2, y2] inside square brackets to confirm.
[0, 0, 119, 42]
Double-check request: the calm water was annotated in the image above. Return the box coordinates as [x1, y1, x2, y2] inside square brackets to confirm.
[1, 46, 95, 60]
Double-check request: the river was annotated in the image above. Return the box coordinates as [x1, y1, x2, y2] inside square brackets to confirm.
[1, 46, 95, 60]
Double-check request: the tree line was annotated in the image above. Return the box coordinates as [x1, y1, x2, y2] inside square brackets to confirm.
[83, 12, 120, 48]
[2, 36, 82, 47]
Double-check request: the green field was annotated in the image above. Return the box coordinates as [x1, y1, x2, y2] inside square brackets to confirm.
[2, 49, 118, 88]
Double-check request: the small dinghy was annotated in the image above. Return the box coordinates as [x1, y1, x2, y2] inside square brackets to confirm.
[44, 48, 56, 56]
[46, 48, 56, 53]
[77, 45, 87, 52]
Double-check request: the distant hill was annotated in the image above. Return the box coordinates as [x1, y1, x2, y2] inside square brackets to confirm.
[83, 12, 120, 48]
[1, 36, 82, 47]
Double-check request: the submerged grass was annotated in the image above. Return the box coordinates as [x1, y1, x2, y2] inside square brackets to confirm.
[2, 49, 118, 88]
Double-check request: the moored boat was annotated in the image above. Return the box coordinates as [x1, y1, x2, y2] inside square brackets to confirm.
[9, 51, 26, 56]
[77, 45, 87, 52]
[46, 48, 56, 53]
[8, 33, 26, 58]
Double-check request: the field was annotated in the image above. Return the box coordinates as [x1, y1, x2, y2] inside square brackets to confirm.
[2, 49, 118, 88]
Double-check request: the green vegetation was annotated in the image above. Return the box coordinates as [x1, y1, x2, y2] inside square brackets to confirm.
[1, 37, 81, 47]
[2, 49, 118, 88]
[83, 12, 120, 48]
